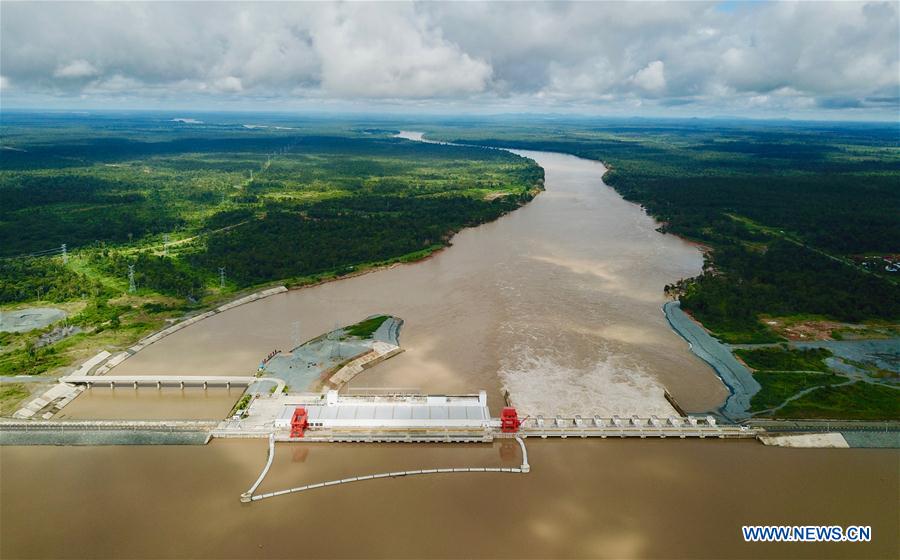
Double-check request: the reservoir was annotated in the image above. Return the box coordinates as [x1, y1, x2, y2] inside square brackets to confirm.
[2, 141, 896, 559]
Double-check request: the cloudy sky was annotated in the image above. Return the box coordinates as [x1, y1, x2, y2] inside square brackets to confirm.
[2, 1, 898, 120]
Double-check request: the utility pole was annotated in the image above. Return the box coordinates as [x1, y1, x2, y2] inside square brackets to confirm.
[61, 244, 68, 264]
[219, 267, 226, 289]
[128, 265, 136, 293]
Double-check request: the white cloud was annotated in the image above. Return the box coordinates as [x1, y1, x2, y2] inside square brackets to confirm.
[213, 76, 243, 93]
[53, 59, 100, 79]
[0, 1, 896, 117]
[631, 61, 666, 93]
[310, 4, 491, 98]
[82, 74, 142, 94]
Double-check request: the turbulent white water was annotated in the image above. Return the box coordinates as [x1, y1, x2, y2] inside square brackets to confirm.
[500, 348, 676, 417]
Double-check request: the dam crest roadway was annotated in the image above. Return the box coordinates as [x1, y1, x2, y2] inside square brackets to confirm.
[59, 374, 285, 392]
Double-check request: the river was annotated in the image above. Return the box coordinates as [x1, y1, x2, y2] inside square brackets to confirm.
[2, 138, 897, 559]
[65, 138, 724, 417]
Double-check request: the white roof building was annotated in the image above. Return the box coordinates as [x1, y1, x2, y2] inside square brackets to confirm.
[274, 390, 490, 430]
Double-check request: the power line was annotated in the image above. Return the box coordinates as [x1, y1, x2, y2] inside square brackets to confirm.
[0, 246, 64, 260]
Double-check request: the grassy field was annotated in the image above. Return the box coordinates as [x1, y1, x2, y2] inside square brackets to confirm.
[735, 346, 832, 373]
[344, 315, 390, 338]
[749, 371, 847, 412]
[731, 335, 897, 419]
[776, 382, 900, 421]
[0, 383, 31, 416]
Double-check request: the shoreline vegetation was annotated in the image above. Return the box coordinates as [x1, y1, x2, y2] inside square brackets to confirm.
[426, 120, 899, 422]
[0, 115, 544, 415]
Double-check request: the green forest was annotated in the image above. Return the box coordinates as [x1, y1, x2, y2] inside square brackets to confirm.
[429, 119, 900, 343]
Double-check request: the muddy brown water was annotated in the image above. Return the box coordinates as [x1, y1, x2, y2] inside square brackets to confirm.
[56, 386, 241, 420]
[2, 146, 897, 559]
[1, 439, 897, 559]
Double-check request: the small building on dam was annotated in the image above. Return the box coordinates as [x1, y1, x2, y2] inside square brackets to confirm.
[274, 390, 491, 430]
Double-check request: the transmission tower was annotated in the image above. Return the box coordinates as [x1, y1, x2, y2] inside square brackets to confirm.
[329, 321, 342, 360]
[127, 265, 136, 293]
[219, 267, 226, 288]
[61, 244, 68, 264]
[163, 234, 170, 256]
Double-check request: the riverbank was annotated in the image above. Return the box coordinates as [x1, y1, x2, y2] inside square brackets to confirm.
[7, 286, 288, 420]
[663, 300, 759, 419]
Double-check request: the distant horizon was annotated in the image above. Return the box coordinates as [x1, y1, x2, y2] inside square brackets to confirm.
[2, 106, 899, 126]
[2, 2, 898, 122]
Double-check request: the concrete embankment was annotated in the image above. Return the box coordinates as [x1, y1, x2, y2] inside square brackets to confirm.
[759, 432, 850, 448]
[0, 420, 217, 445]
[9, 287, 287, 420]
[748, 419, 900, 448]
[327, 342, 403, 387]
[663, 301, 759, 419]
[759, 432, 900, 449]
[111, 286, 288, 371]
[0, 430, 211, 445]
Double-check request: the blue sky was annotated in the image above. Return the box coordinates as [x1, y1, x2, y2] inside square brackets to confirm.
[1, 1, 898, 121]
